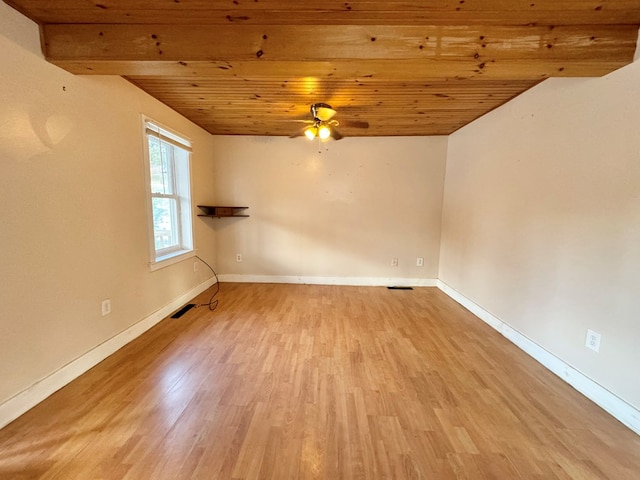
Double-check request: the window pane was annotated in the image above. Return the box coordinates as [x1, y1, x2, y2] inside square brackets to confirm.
[152, 196, 179, 251]
[148, 137, 174, 195]
[145, 118, 193, 265]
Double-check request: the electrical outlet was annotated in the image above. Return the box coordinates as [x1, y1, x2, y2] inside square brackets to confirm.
[236, 253, 243, 262]
[101, 299, 111, 317]
[585, 329, 601, 352]
[416, 257, 424, 267]
[193, 261, 199, 272]
[391, 258, 399, 267]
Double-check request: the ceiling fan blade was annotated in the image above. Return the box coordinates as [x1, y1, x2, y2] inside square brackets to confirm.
[342, 120, 369, 129]
[289, 126, 307, 138]
[330, 128, 344, 141]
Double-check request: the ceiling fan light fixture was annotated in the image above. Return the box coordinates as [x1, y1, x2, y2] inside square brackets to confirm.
[318, 124, 331, 140]
[295, 103, 358, 141]
[304, 126, 317, 140]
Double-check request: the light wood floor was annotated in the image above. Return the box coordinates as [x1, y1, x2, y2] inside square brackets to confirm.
[1, 284, 639, 479]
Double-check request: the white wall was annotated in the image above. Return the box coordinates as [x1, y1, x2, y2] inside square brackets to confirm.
[440, 60, 640, 409]
[209, 136, 447, 283]
[0, 3, 216, 410]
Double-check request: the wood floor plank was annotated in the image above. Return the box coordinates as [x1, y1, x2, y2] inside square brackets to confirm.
[1, 283, 639, 479]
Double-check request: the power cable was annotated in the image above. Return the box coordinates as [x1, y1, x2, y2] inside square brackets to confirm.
[194, 255, 220, 311]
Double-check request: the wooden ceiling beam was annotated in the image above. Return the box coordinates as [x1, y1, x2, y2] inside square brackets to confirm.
[8, 0, 640, 25]
[43, 24, 637, 63]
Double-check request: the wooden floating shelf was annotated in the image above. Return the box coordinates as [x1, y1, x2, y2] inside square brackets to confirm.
[197, 205, 249, 218]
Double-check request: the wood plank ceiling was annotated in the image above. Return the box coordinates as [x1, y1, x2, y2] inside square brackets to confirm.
[5, 1, 640, 137]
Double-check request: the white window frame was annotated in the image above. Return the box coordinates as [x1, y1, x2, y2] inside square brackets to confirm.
[142, 116, 195, 270]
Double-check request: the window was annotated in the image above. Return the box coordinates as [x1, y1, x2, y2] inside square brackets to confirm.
[143, 118, 194, 268]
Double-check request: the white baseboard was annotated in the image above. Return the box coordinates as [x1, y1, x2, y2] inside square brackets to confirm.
[218, 274, 438, 287]
[0, 277, 216, 430]
[437, 280, 640, 436]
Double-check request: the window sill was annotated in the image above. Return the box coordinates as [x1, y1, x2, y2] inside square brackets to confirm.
[149, 249, 195, 272]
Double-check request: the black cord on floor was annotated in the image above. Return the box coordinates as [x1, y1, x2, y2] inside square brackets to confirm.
[194, 255, 220, 311]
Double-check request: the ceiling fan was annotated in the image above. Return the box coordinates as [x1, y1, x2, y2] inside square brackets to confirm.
[291, 103, 369, 141]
